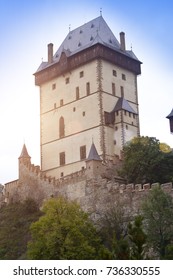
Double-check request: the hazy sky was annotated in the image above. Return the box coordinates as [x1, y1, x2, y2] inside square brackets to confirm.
[1, 0, 173, 184]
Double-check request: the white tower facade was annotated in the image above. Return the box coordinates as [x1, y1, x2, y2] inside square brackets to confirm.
[34, 16, 141, 179]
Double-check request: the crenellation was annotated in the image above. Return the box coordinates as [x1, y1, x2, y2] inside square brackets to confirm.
[143, 183, 150, 190]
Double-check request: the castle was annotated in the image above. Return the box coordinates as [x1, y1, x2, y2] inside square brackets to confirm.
[2, 15, 169, 215]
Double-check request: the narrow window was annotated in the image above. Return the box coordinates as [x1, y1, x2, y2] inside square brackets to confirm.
[129, 112, 131, 117]
[80, 71, 84, 78]
[65, 77, 70, 84]
[60, 99, 63, 106]
[112, 83, 116, 96]
[113, 70, 117, 77]
[80, 145, 86, 160]
[59, 116, 65, 138]
[120, 86, 124, 98]
[122, 74, 126, 80]
[76, 87, 79, 100]
[86, 82, 90, 95]
[54, 103, 56, 109]
[59, 152, 65, 166]
[52, 83, 56, 90]
[82, 111, 85, 116]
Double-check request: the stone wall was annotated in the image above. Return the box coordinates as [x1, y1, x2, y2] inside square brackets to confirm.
[4, 161, 173, 220]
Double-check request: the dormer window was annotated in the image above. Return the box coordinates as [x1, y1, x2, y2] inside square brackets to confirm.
[90, 36, 93, 41]
[79, 29, 83, 34]
[78, 42, 81, 47]
[91, 23, 94, 28]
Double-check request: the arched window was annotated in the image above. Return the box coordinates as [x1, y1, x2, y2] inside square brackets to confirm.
[59, 116, 65, 138]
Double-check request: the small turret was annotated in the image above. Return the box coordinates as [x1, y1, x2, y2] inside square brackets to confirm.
[18, 144, 31, 180]
[86, 142, 102, 178]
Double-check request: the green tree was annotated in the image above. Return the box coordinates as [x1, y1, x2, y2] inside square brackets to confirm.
[27, 197, 108, 260]
[142, 186, 173, 259]
[0, 199, 41, 259]
[119, 136, 173, 184]
[128, 215, 147, 259]
[97, 200, 132, 259]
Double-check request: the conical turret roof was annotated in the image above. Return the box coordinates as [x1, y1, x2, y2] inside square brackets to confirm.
[18, 144, 31, 159]
[86, 143, 102, 161]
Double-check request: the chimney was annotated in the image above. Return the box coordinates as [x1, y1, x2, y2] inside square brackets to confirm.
[120, 32, 126, 51]
[48, 43, 53, 64]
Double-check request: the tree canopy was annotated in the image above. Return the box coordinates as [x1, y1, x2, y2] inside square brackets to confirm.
[142, 186, 173, 259]
[0, 199, 41, 259]
[27, 197, 108, 260]
[119, 136, 173, 184]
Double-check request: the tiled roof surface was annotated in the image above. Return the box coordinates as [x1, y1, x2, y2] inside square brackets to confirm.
[86, 143, 102, 161]
[36, 16, 139, 72]
[112, 97, 137, 114]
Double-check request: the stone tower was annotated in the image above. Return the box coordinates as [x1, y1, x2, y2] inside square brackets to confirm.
[34, 16, 141, 179]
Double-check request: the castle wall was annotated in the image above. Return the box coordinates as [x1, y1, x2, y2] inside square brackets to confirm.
[4, 161, 173, 220]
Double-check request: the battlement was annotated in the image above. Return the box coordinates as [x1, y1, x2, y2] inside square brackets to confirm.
[3, 157, 173, 218]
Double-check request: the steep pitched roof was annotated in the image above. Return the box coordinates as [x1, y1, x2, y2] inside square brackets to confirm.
[166, 108, 173, 119]
[36, 16, 140, 72]
[19, 144, 31, 159]
[86, 143, 102, 161]
[111, 97, 137, 114]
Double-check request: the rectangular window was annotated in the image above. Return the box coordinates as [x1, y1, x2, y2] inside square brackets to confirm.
[122, 74, 126, 80]
[60, 152, 65, 166]
[120, 86, 124, 98]
[112, 83, 116, 96]
[52, 83, 56, 90]
[80, 71, 84, 78]
[76, 87, 80, 100]
[65, 77, 70, 84]
[113, 70, 117, 77]
[86, 82, 90, 95]
[80, 145, 86, 160]
[60, 99, 63, 106]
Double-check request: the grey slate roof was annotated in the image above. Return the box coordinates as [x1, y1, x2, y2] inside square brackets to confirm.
[86, 143, 102, 161]
[36, 16, 139, 72]
[19, 144, 31, 159]
[166, 109, 173, 119]
[111, 97, 137, 114]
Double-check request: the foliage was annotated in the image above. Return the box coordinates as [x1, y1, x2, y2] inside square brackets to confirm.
[97, 200, 130, 256]
[119, 136, 173, 184]
[142, 186, 173, 259]
[128, 215, 147, 259]
[0, 199, 41, 259]
[27, 197, 108, 260]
